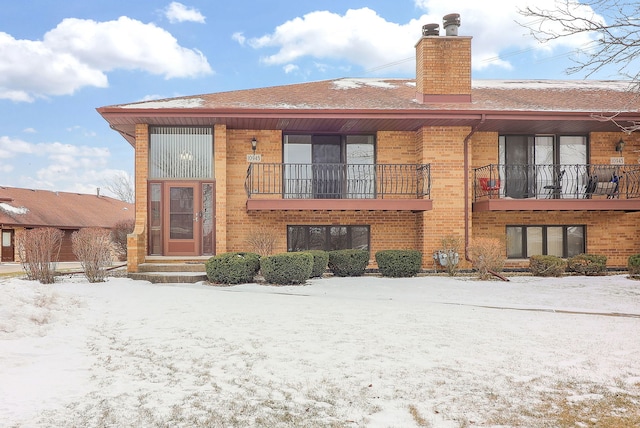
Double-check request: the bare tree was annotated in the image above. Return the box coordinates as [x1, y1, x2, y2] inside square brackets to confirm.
[103, 172, 134, 203]
[519, 1, 640, 132]
[519, 1, 640, 80]
[72, 228, 113, 283]
[15, 228, 63, 284]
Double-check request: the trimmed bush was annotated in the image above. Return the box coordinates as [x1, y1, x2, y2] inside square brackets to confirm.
[529, 255, 566, 277]
[567, 253, 607, 276]
[375, 249, 422, 277]
[260, 252, 313, 285]
[306, 250, 329, 278]
[205, 252, 260, 284]
[328, 249, 369, 277]
[629, 254, 640, 278]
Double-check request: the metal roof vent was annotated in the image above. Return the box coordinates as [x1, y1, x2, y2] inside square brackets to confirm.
[422, 23, 440, 36]
[443, 13, 460, 36]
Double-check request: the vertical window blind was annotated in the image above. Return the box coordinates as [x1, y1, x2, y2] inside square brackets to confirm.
[149, 127, 213, 179]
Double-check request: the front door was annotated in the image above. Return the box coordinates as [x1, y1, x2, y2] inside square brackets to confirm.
[149, 181, 215, 257]
[165, 184, 199, 256]
[1, 229, 14, 262]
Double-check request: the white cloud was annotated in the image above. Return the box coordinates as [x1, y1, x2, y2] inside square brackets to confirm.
[0, 136, 118, 194]
[165, 2, 206, 24]
[0, 16, 212, 102]
[0, 136, 34, 159]
[44, 17, 212, 79]
[248, 2, 602, 76]
[283, 64, 299, 74]
[23, 128, 37, 134]
[232, 32, 246, 45]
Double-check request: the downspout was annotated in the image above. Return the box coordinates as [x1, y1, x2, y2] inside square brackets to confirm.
[463, 114, 509, 282]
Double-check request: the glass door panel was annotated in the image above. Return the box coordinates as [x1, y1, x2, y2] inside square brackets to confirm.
[170, 187, 194, 239]
[201, 183, 214, 255]
[312, 136, 342, 198]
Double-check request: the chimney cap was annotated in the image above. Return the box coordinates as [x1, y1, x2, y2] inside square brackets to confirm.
[443, 13, 461, 36]
[422, 23, 440, 37]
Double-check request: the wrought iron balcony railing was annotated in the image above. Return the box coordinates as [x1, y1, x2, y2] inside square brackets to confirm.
[473, 164, 640, 201]
[246, 163, 431, 199]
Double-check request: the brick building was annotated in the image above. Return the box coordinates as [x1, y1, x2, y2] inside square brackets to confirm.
[98, 18, 640, 273]
[0, 187, 133, 262]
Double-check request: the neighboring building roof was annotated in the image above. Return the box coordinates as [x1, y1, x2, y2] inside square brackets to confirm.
[0, 187, 133, 229]
[98, 77, 640, 146]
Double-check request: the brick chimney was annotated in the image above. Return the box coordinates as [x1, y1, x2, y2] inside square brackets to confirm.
[415, 13, 472, 103]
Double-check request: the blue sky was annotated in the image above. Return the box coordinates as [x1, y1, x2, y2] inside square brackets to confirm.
[0, 0, 609, 198]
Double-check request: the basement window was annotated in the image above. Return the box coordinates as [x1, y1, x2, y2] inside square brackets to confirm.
[506, 225, 585, 259]
[287, 225, 370, 251]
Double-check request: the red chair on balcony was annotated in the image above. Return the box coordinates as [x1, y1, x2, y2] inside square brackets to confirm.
[479, 177, 500, 199]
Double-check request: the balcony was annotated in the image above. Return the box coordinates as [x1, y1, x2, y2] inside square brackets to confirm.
[245, 163, 432, 211]
[473, 164, 640, 211]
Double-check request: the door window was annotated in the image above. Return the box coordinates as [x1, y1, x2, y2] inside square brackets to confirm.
[169, 187, 194, 240]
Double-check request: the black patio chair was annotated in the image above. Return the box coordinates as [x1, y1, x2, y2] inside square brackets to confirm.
[543, 169, 565, 199]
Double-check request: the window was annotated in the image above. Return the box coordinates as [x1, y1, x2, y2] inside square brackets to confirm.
[287, 225, 370, 251]
[149, 126, 213, 179]
[499, 135, 587, 198]
[283, 134, 375, 198]
[506, 225, 585, 258]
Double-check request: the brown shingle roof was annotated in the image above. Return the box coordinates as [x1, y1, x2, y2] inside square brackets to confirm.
[98, 78, 640, 144]
[0, 187, 133, 229]
[108, 78, 640, 113]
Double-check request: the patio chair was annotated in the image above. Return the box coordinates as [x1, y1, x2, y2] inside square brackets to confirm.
[585, 166, 619, 199]
[543, 169, 565, 199]
[479, 177, 500, 199]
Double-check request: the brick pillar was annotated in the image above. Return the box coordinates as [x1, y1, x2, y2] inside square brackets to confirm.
[127, 124, 149, 272]
[214, 124, 227, 254]
[417, 126, 471, 269]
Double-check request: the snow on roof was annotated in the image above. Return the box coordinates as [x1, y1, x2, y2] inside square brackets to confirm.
[331, 78, 400, 90]
[0, 202, 28, 215]
[120, 98, 205, 109]
[473, 79, 634, 92]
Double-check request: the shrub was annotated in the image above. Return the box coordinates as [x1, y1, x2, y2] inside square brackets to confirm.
[468, 237, 505, 280]
[111, 219, 135, 261]
[205, 252, 261, 284]
[439, 235, 462, 276]
[567, 253, 607, 276]
[628, 254, 640, 278]
[529, 255, 566, 277]
[260, 252, 313, 285]
[15, 227, 63, 284]
[305, 250, 329, 278]
[375, 249, 422, 277]
[72, 228, 113, 283]
[245, 228, 278, 257]
[328, 249, 369, 277]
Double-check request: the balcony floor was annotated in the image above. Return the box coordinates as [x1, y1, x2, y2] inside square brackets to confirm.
[246, 198, 432, 211]
[473, 197, 640, 212]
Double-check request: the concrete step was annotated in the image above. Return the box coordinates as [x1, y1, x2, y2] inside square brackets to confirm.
[128, 271, 208, 284]
[137, 262, 206, 273]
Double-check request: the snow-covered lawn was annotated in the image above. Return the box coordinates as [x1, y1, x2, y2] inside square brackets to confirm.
[1, 273, 639, 427]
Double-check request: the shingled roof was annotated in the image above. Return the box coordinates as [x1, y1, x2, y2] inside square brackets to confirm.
[108, 78, 640, 112]
[0, 187, 133, 229]
[98, 77, 640, 146]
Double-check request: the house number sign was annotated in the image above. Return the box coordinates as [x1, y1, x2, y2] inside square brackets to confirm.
[247, 154, 262, 162]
